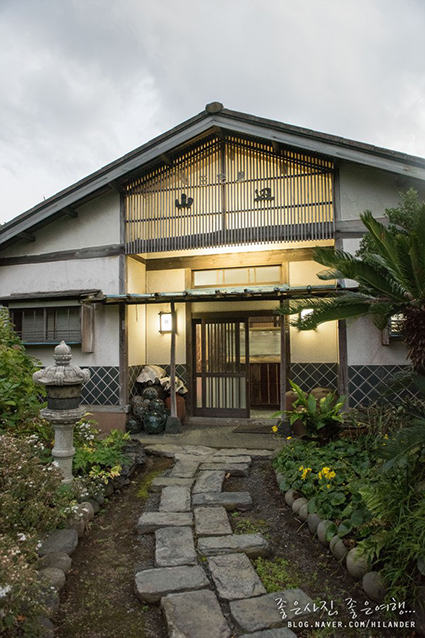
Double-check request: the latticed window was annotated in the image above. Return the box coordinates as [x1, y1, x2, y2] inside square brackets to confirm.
[125, 134, 334, 253]
[10, 307, 81, 344]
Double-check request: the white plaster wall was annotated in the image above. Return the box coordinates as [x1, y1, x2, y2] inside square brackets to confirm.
[347, 316, 409, 366]
[146, 302, 186, 364]
[127, 257, 147, 366]
[18, 304, 120, 367]
[127, 258, 146, 294]
[290, 323, 338, 363]
[146, 269, 185, 293]
[1, 256, 120, 296]
[338, 164, 425, 221]
[1, 192, 121, 258]
[289, 260, 335, 287]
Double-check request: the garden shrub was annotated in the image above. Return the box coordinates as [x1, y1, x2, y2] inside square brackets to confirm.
[73, 428, 131, 485]
[0, 307, 45, 433]
[0, 435, 72, 636]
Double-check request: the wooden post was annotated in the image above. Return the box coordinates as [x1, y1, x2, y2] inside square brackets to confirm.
[280, 300, 287, 413]
[170, 302, 177, 418]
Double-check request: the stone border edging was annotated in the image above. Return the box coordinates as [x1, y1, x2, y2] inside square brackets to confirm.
[34, 441, 146, 638]
[273, 466, 388, 606]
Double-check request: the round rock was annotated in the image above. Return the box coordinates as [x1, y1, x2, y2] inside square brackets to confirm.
[346, 546, 369, 580]
[77, 501, 95, 522]
[292, 497, 308, 516]
[284, 489, 297, 507]
[317, 520, 334, 546]
[35, 616, 54, 638]
[38, 567, 66, 591]
[104, 483, 114, 497]
[88, 498, 100, 514]
[362, 571, 386, 603]
[36, 552, 72, 575]
[66, 516, 85, 538]
[39, 529, 78, 557]
[276, 473, 286, 486]
[298, 503, 309, 522]
[330, 536, 348, 561]
[307, 513, 321, 535]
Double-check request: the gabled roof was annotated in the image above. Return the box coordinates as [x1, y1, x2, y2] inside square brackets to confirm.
[1, 101, 425, 250]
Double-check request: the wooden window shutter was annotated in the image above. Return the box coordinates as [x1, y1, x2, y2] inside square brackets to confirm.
[81, 304, 94, 353]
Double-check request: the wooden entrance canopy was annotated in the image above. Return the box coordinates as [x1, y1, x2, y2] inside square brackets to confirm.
[84, 284, 340, 306]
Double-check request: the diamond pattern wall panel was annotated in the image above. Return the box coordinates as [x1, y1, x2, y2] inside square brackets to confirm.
[81, 366, 120, 406]
[128, 365, 144, 398]
[290, 363, 338, 392]
[348, 365, 417, 407]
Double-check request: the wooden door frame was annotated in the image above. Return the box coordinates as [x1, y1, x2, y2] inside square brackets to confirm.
[192, 316, 250, 418]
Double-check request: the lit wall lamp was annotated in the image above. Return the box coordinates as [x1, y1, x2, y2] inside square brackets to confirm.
[159, 311, 174, 334]
[299, 309, 314, 320]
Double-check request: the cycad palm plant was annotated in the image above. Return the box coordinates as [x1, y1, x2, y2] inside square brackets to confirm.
[283, 207, 425, 373]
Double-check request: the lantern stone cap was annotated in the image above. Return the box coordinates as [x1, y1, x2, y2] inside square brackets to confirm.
[33, 341, 90, 386]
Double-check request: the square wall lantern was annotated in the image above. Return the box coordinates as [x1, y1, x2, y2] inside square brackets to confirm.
[159, 312, 174, 333]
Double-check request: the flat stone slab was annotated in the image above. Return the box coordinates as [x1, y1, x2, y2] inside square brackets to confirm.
[137, 512, 193, 534]
[198, 533, 269, 558]
[39, 529, 78, 557]
[194, 507, 232, 537]
[199, 462, 250, 476]
[134, 565, 209, 603]
[170, 460, 200, 478]
[240, 629, 297, 638]
[192, 492, 253, 511]
[149, 477, 194, 492]
[193, 470, 225, 494]
[161, 589, 232, 638]
[159, 485, 191, 512]
[214, 448, 272, 460]
[144, 444, 215, 458]
[155, 527, 197, 567]
[203, 455, 252, 465]
[208, 553, 266, 600]
[230, 589, 314, 633]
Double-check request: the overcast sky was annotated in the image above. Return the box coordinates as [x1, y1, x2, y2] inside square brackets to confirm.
[0, 0, 424, 225]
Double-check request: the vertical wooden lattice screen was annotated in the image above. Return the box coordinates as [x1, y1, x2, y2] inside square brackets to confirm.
[125, 134, 334, 253]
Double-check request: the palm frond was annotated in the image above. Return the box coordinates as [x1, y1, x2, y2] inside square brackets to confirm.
[361, 211, 406, 279]
[313, 247, 408, 301]
[292, 301, 373, 329]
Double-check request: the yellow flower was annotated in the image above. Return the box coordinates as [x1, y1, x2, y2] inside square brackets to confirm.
[286, 436, 292, 440]
[384, 434, 389, 440]
[328, 471, 336, 479]
[299, 466, 304, 471]
[301, 467, 312, 480]
[326, 484, 331, 488]
[272, 425, 278, 433]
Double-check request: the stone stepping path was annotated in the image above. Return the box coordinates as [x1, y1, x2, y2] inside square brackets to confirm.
[135, 444, 311, 637]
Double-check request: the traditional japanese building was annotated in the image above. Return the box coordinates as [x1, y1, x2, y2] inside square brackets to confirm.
[1, 102, 424, 429]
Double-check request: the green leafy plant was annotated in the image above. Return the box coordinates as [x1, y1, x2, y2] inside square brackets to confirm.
[73, 429, 131, 483]
[273, 380, 345, 442]
[278, 191, 425, 373]
[0, 308, 45, 432]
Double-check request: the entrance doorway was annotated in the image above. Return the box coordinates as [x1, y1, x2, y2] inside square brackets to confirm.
[192, 315, 282, 418]
[193, 318, 249, 417]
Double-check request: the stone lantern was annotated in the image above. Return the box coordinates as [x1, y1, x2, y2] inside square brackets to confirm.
[33, 341, 90, 484]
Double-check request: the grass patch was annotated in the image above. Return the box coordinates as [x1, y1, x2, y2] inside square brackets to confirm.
[137, 459, 172, 498]
[233, 516, 269, 536]
[253, 557, 301, 592]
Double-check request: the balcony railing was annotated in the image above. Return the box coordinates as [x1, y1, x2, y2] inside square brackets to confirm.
[125, 134, 334, 254]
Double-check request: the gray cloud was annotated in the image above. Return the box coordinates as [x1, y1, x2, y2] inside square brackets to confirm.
[1, 0, 424, 223]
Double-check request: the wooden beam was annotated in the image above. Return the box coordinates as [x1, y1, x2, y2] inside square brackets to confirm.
[18, 231, 35, 242]
[109, 180, 127, 193]
[0, 244, 124, 267]
[145, 247, 317, 272]
[64, 207, 78, 218]
[170, 302, 177, 418]
[159, 152, 173, 166]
